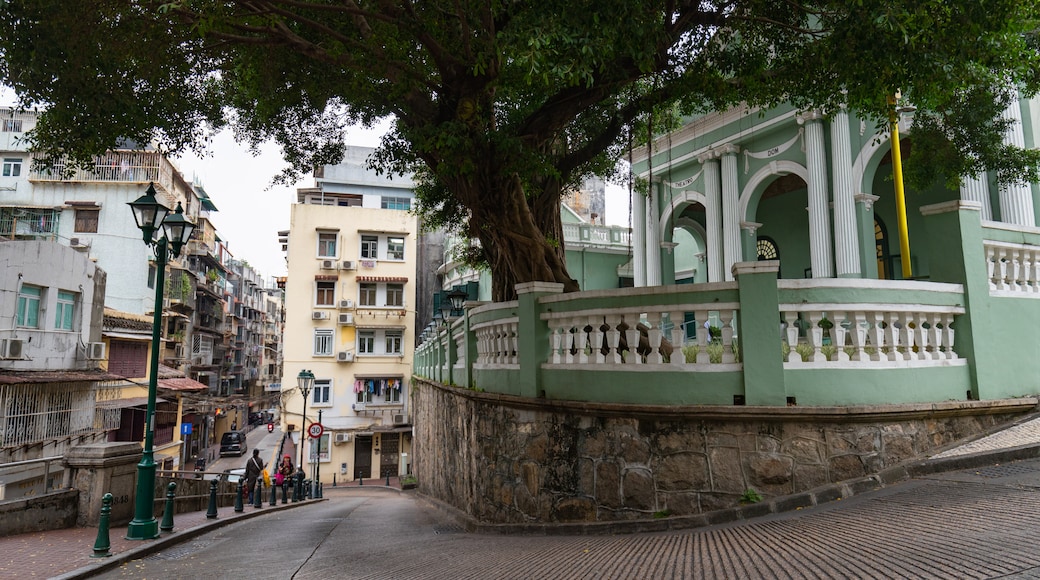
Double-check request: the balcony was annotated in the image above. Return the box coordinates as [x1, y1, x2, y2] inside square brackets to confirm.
[28, 151, 175, 189]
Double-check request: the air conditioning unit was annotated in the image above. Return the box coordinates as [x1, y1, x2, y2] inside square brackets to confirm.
[320, 259, 338, 270]
[337, 313, 354, 325]
[338, 299, 354, 309]
[334, 433, 351, 444]
[312, 311, 329, 320]
[337, 351, 355, 363]
[0, 338, 24, 359]
[341, 260, 356, 271]
[85, 342, 106, 360]
[69, 237, 89, 249]
[393, 414, 410, 425]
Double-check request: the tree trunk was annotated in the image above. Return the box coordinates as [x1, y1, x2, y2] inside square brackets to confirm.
[469, 173, 579, 301]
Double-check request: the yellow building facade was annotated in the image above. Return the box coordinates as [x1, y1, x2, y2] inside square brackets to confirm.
[282, 155, 417, 484]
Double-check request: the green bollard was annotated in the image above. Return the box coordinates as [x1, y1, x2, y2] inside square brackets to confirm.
[253, 481, 263, 508]
[234, 479, 244, 512]
[91, 493, 113, 558]
[160, 482, 177, 532]
[206, 479, 218, 519]
[270, 481, 277, 506]
[386, 473, 390, 487]
[359, 475, 363, 486]
[318, 482, 323, 498]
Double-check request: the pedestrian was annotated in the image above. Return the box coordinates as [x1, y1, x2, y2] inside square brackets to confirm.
[231, 420, 237, 431]
[277, 454, 294, 503]
[244, 449, 264, 504]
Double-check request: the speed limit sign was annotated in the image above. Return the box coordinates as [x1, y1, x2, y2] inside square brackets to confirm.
[307, 423, 324, 438]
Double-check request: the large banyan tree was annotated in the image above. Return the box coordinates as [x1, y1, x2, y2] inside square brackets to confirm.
[1, 1, 1039, 300]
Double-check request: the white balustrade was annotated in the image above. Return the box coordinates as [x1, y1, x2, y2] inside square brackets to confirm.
[985, 240, 1040, 295]
[542, 306, 739, 369]
[781, 306, 961, 366]
[473, 318, 519, 367]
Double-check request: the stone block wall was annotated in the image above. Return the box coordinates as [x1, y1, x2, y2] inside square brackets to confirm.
[413, 379, 1030, 524]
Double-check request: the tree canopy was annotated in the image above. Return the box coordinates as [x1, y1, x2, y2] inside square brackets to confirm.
[1, 1, 1038, 299]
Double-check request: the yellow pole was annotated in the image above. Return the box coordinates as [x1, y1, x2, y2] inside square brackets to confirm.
[889, 105, 912, 279]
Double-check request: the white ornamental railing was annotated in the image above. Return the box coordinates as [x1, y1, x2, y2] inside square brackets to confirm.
[984, 240, 1040, 296]
[472, 317, 519, 367]
[542, 307, 739, 369]
[779, 305, 962, 367]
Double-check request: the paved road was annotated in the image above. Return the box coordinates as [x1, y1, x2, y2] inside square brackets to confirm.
[92, 457, 1040, 580]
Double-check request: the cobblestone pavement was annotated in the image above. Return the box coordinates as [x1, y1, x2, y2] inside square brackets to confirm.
[6, 414, 1040, 580]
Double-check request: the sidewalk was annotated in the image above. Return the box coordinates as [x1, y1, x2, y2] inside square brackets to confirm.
[5, 413, 1040, 579]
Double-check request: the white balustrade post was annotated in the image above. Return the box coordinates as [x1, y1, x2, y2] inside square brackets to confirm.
[783, 311, 801, 363]
[806, 310, 826, 362]
[574, 317, 589, 364]
[625, 324, 641, 364]
[647, 312, 664, 364]
[669, 311, 686, 367]
[719, 310, 736, 364]
[696, 309, 712, 364]
[832, 311, 850, 362]
[590, 317, 605, 365]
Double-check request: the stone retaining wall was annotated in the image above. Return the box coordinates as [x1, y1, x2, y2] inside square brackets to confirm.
[413, 378, 1035, 524]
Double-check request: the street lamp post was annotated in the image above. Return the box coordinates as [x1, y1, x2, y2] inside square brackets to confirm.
[126, 183, 195, 540]
[296, 369, 315, 480]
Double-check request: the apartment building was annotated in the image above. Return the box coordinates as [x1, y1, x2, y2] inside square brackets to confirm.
[281, 147, 416, 483]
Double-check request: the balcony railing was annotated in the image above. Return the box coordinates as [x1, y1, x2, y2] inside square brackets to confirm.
[28, 151, 175, 189]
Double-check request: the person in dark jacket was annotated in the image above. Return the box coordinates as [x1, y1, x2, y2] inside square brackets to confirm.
[244, 448, 265, 504]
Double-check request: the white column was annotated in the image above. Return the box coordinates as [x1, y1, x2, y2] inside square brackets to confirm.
[700, 152, 723, 282]
[720, 145, 741, 281]
[960, 174, 993, 221]
[631, 184, 647, 287]
[645, 180, 663, 286]
[799, 112, 833, 278]
[998, 93, 1035, 226]
[830, 109, 860, 277]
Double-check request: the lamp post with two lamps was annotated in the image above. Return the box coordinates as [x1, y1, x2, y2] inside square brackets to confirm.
[126, 182, 196, 540]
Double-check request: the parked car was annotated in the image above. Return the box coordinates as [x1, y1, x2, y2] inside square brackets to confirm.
[219, 431, 247, 457]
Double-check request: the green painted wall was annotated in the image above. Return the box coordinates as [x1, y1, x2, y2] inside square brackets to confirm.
[565, 248, 629, 291]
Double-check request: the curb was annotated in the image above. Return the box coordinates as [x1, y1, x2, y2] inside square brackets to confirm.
[51, 499, 324, 580]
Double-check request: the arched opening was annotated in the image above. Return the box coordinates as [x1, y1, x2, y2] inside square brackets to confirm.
[756, 235, 780, 277]
[875, 216, 893, 280]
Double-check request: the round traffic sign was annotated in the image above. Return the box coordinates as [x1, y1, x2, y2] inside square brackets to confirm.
[307, 423, 324, 438]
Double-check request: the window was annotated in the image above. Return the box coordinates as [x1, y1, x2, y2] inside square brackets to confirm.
[359, 331, 375, 354]
[2, 119, 22, 132]
[147, 264, 156, 290]
[315, 281, 335, 306]
[317, 232, 337, 257]
[387, 237, 405, 260]
[385, 331, 403, 355]
[313, 329, 334, 356]
[55, 290, 75, 330]
[356, 390, 372, 404]
[387, 383, 402, 403]
[16, 284, 42, 328]
[359, 283, 376, 306]
[381, 196, 411, 210]
[313, 379, 331, 404]
[360, 235, 378, 259]
[2, 157, 21, 177]
[74, 208, 99, 233]
[386, 284, 404, 307]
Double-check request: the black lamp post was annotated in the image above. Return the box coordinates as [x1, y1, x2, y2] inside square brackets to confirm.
[126, 182, 195, 540]
[296, 369, 315, 476]
[446, 287, 468, 315]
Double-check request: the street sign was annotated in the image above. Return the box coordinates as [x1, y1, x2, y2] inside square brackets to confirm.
[180, 422, 192, 435]
[307, 423, 324, 438]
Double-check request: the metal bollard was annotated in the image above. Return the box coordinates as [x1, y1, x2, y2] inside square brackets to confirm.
[253, 481, 263, 508]
[91, 493, 113, 558]
[293, 472, 303, 503]
[318, 482, 323, 498]
[234, 479, 244, 512]
[333, 474, 337, 487]
[160, 482, 177, 532]
[206, 479, 219, 519]
[270, 481, 278, 506]
[386, 473, 390, 487]
[359, 475, 363, 486]
[281, 482, 288, 504]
